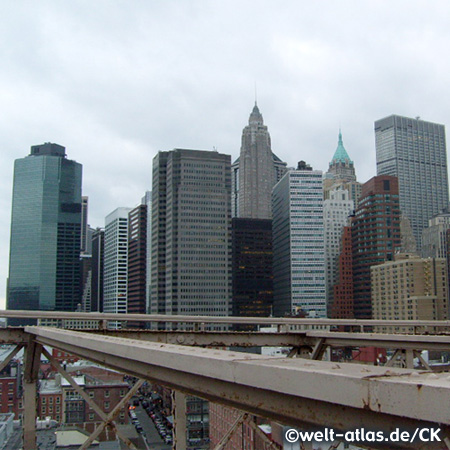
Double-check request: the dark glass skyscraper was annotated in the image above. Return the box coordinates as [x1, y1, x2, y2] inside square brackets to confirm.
[375, 115, 449, 250]
[231, 218, 273, 322]
[7, 143, 82, 320]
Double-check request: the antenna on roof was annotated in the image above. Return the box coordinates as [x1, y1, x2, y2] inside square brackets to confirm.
[254, 80, 257, 105]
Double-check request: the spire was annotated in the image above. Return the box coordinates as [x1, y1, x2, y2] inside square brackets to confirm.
[331, 129, 352, 164]
[249, 103, 263, 126]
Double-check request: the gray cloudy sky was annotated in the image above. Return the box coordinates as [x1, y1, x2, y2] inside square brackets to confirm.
[1, 1, 450, 309]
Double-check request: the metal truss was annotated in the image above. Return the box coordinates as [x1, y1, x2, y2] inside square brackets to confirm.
[1, 311, 449, 450]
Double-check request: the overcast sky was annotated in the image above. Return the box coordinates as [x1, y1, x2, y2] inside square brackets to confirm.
[1, 1, 450, 309]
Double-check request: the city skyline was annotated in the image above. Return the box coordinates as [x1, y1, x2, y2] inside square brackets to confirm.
[2, 2, 450, 308]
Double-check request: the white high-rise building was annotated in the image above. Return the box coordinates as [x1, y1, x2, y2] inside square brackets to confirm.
[422, 210, 450, 259]
[104, 207, 132, 326]
[323, 188, 354, 315]
[273, 162, 326, 317]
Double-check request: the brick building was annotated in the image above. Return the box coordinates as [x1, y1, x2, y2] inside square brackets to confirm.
[352, 175, 401, 318]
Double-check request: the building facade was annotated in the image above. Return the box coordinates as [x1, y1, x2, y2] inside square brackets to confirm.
[421, 211, 450, 259]
[104, 208, 132, 324]
[273, 162, 326, 317]
[323, 188, 354, 315]
[91, 228, 104, 312]
[231, 218, 273, 321]
[151, 149, 232, 321]
[143, 191, 152, 315]
[7, 143, 82, 323]
[323, 130, 361, 208]
[372, 254, 448, 332]
[331, 226, 354, 319]
[231, 104, 287, 219]
[127, 203, 147, 327]
[375, 115, 449, 250]
[352, 176, 402, 319]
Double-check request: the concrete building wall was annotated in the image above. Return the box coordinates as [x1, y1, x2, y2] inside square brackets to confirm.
[371, 254, 448, 332]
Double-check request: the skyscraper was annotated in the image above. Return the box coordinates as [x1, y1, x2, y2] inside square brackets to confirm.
[151, 149, 232, 322]
[324, 130, 361, 208]
[142, 191, 152, 315]
[351, 176, 402, 319]
[375, 115, 449, 250]
[127, 203, 147, 327]
[231, 104, 287, 218]
[104, 207, 131, 326]
[91, 228, 104, 312]
[272, 161, 326, 317]
[421, 211, 450, 259]
[231, 218, 273, 322]
[7, 143, 82, 322]
[323, 187, 354, 315]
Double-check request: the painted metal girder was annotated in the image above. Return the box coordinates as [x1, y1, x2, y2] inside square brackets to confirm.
[25, 326, 450, 450]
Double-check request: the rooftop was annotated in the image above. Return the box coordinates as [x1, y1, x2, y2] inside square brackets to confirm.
[331, 130, 353, 164]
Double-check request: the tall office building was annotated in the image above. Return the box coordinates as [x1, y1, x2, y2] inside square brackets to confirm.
[323, 188, 354, 315]
[375, 115, 449, 250]
[422, 211, 450, 259]
[352, 176, 402, 319]
[331, 225, 354, 319]
[324, 130, 361, 208]
[104, 207, 132, 325]
[127, 203, 147, 327]
[91, 228, 104, 312]
[80, 196, 89, 254]
[231, 218, 273, 322]
[151, 149, 232, 322]
[231, 104, 287, 218]
[142, 191, 152, 315]
[7, 143, 82, 322]
[272, 161, 326, 317]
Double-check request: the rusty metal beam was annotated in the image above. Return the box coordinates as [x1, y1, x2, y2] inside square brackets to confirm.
[24, 326, 450, 450]
[23, 339, 42, 450]
[79, 379, 144, 450]
[0, 328, 27, 344]
[172, 390, 187, 450]
[245, 417, 280, 450]
[41, 347, 137, 450]
[0, 344, 23, 373]
[80, 329, 450, 352]
[213, 412, 248, 450]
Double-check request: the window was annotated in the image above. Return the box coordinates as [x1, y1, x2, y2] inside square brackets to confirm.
[104, 401, 110, 410]
[104, 390, 110, 398]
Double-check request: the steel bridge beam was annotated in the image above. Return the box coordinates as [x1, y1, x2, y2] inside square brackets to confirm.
[2, 309, 450, 329]
[60, 329, 450, 352]
[24, 326, 450, 450]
